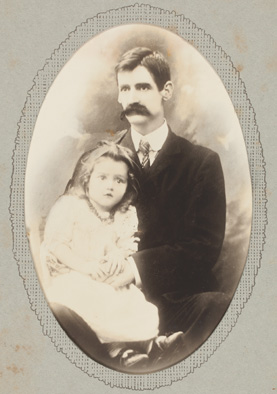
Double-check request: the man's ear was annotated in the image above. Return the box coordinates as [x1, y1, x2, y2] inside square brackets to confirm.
[161, 81, 173, 101]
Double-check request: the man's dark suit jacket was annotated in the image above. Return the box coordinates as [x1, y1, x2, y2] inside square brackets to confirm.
[117, 128, 226, 306]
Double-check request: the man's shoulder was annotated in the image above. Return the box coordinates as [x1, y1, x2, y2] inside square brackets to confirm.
[170, 130, 219, 161]
[113, 129, 129, 143]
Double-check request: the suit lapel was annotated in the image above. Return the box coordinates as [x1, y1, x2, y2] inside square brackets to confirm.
[148, 129, 183, 177]
[118, 128, 184, 179]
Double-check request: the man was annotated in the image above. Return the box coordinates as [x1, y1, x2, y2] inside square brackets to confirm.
[106, 47, 229, 358]
[52, 47, 228, 371]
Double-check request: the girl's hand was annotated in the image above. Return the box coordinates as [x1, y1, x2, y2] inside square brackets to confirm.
[104, 250, 126, 276]
[85, 260, 110, 281]
[104, 259, 135, 288]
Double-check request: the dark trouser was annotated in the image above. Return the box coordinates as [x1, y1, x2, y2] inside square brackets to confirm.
[156, 291, 231, 361]
[51, 303, 110, 365]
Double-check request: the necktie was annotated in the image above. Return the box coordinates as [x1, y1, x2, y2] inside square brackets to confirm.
[139, 139, 151, 170]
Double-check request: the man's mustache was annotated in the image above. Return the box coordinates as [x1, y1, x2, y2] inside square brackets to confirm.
[120, 103, 151, 121]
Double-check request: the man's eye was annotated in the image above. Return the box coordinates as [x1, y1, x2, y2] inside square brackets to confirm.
[99, 175, 106, 180]
[121, 86, 129, 92]
[138, 85, 150, 91]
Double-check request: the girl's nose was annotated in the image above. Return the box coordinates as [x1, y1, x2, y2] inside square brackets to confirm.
[106, 179, 114, 189]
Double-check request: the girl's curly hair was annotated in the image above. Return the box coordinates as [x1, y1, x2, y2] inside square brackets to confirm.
[65, 140, 139, 213]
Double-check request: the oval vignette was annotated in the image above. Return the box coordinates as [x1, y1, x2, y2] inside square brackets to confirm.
[25, 24, 252, 374]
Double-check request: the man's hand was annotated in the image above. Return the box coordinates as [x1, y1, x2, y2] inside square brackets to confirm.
[103, 259, 135, 288]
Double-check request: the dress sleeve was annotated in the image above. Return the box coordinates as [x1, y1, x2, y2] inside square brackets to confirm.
[114, 205, 139, 256]
[41, 195, 77, 276]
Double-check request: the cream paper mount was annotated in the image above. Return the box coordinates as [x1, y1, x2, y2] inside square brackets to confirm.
[10, 4, 266, 390]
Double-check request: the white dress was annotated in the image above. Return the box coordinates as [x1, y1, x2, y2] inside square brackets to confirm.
[40, 194, 159, 343]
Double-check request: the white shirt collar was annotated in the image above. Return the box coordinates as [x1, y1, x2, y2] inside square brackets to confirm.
[131, 121, 169, 152]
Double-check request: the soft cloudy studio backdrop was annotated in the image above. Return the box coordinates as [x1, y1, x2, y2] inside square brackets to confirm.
[25, 24, 252, 297]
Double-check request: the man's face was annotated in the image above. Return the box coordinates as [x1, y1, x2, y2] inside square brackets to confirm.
[117, 66, 166, 134]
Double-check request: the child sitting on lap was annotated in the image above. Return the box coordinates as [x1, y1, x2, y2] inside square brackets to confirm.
[41, 140, 184, 369]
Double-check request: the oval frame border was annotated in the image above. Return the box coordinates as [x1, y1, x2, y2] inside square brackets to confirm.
[10, 4, 266, 390]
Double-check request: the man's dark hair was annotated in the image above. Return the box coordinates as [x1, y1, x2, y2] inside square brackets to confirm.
[115, 47, 171, 91]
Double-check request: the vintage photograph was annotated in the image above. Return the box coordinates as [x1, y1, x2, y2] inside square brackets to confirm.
[25, 24, 252, 373]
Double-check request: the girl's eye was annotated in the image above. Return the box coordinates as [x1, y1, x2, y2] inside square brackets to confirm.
[116, 178, 125, 184]
[99, 175, 106, 180]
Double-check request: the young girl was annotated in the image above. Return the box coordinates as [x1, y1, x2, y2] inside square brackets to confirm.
[40, 140, 161, 366]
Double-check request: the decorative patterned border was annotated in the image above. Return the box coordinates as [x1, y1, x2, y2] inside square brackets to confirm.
[10, 4, 266, 390]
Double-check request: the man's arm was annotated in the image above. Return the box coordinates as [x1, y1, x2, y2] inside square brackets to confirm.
[132, 151, 226, 298]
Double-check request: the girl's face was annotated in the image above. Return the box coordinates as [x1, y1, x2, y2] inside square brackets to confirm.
[88, 156, 128, 212]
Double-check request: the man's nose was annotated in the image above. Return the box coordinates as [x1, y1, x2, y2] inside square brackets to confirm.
[129, 88, 140, 103]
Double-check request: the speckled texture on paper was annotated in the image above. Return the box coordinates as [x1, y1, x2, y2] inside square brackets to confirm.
[10, 4, 266, 390]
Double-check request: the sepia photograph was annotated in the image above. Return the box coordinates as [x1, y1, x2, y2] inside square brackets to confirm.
[25, 24, 252, 373]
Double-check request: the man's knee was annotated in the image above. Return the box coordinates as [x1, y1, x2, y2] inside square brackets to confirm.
[158, 291, 231, 335]
[194, 291, 231, 312]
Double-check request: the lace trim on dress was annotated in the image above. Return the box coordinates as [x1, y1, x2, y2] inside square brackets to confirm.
[86, 198, 115, 224]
